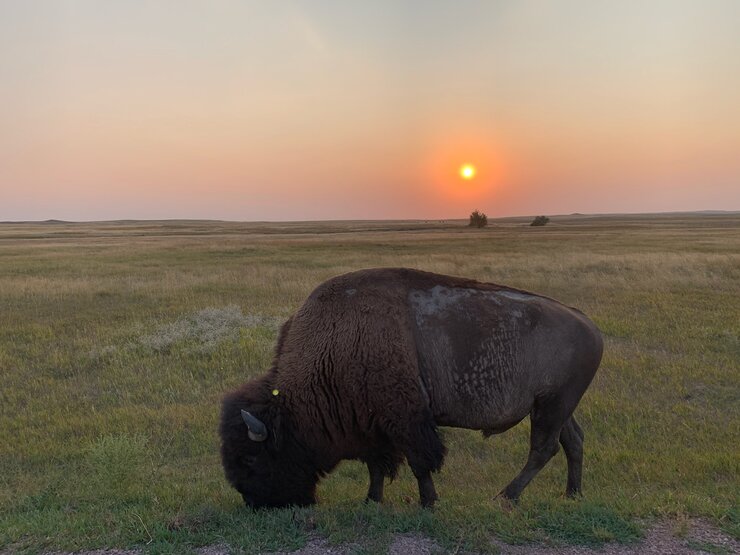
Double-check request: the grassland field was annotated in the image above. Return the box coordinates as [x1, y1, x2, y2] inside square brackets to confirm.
[0, 213, 738, 554]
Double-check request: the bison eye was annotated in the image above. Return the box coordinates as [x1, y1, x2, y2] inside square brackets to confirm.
[242, 455, 257, 466]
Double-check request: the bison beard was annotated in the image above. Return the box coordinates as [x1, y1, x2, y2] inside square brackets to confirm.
[219, 268, 603, 508]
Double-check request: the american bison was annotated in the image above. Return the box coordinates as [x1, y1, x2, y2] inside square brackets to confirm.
[220, 268, 603, 508]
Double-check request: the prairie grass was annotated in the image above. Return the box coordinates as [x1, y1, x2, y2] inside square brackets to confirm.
[0, 214, 738, 553]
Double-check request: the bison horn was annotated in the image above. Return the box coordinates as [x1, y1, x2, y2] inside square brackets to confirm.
[241, 410, 268, 442]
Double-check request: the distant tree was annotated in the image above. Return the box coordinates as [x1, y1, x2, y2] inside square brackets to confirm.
[468, 210, 488, 228]
[530, 215, 550, 227]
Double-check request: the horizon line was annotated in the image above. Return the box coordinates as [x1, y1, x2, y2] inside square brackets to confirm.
[1, 209, 739, 225]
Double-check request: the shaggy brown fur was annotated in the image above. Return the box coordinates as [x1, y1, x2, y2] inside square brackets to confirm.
[220, 268, 603, 508]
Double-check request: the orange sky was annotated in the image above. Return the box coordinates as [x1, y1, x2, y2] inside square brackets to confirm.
[1, 1, 739, 221]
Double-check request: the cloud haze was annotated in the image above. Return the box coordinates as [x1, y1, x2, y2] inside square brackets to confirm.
[1, 0, 739, 221]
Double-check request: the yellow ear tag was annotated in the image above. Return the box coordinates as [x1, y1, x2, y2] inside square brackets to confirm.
[272, 389, 280, 396]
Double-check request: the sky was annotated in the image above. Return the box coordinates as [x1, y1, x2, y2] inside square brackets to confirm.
[1, 0, 739, 221]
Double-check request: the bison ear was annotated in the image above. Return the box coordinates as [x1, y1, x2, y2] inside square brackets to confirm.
[241, 410, 268, 442]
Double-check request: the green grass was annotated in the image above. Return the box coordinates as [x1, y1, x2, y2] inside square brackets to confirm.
[0, 214, 738, 553]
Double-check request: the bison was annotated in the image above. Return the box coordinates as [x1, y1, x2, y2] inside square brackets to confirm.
[220, 268, 603, 508]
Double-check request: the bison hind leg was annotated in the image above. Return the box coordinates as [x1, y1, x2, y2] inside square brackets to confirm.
[499, 397, 568, 502]
[559, 415, 584, 497]
[363, 448, 403, 503]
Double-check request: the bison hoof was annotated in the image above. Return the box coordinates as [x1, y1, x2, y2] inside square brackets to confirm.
[494, 490, 519, 510]
[494, 496, 516, 512]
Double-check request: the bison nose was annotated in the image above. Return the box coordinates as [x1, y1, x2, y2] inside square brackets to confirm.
[241, 493, 255, 508]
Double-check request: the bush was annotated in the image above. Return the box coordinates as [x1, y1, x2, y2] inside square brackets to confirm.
[530, 215, 550, 226]
[469, 210, 488, 228]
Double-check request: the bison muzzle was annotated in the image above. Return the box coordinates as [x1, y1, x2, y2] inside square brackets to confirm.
[219, 268, 603, 508]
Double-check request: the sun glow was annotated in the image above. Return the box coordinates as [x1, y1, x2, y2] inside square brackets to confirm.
[421, 135, 507, 209]
[459, 164, 476, 180]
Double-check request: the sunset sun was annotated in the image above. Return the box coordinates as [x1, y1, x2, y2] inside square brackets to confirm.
[459, 164, 476, 180]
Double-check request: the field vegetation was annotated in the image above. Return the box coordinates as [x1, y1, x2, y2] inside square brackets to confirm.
[0, 213, 738, 554]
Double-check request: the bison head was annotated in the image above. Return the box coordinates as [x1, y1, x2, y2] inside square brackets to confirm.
[219, 386, 319, 509]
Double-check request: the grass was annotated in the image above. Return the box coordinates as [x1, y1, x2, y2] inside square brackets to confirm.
[0, 213, 738, 553]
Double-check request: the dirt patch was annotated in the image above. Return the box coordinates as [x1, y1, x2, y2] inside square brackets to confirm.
[26, 519, 739, 555]
[489, 519, 738, 555]
[40, 551, 141, 555]
[264, 520, 739, 554]
[262, 534, 443, 555]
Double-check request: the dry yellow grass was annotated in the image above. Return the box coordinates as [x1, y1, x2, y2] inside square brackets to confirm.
[0, 213, 738, 553]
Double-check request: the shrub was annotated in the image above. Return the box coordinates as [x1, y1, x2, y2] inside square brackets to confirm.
[469, 210, 488, 228]
[531, 215, 550, 226]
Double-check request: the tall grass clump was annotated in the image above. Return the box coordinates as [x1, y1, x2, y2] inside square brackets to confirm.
[86, 433, 152, 501]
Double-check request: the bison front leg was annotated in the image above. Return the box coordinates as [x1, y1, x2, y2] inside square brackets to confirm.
[365, 460, 386, 503]
[412, 468, 438, 508]
[364, 449, 402, 503]
[401, 418, 446, 508]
